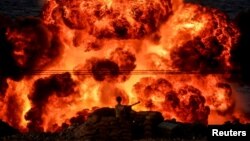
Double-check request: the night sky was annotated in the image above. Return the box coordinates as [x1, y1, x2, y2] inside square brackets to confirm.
[0, 0, 250, 18]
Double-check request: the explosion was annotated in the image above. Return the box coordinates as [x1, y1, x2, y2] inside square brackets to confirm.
[0, 0, 248, 132]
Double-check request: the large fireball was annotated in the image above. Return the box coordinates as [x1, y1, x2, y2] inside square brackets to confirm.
[0, 0, 248, 132]
[43, 0, 172, 39]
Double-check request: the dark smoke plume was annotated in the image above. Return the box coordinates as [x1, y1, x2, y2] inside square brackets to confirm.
[91, 59, 120, 81]
[0, 77, 8, 96]
[26, 72, 77, 131]
[0, 17, 63, 81]
[75, 58, 120, 82]
[173, 85, 210, 125]
[231, 10, 250, 84]
[170, 37, 226, 73]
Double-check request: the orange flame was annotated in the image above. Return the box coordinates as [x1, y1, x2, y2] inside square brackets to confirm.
[0, 0, 248, 132]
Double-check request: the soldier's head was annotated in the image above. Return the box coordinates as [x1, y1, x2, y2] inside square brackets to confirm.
[116, 96, 122, 104]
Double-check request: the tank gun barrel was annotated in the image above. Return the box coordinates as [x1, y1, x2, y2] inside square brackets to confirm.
[129, 101, 140, 107]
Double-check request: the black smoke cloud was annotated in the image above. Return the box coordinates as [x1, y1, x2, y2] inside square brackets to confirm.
[231, 10, 250, 84]
[25, 72, 77, 131]
[91, 59, 120, 81]
[170, 37, 225, 73]
[0, 76, 8, 95]
[0, 17, 63, 81]
[75, 49, 136, 82]
[172, 85, 210, 125]
[74, 57, 120, 82]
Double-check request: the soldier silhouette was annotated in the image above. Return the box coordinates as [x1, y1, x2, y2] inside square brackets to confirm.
[115, 96, 140, 120]
[115, 96, 124, 119]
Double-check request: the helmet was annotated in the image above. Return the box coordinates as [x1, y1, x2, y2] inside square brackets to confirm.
[116, 96, 122, 103]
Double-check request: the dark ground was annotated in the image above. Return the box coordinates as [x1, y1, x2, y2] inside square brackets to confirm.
[1, 108, 249, 141]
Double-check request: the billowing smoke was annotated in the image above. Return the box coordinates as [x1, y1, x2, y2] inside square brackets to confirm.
[161, 4, 240, 73]
[91, 59, 120, 81]
[110, 47, 136, 82]
[26, 72, 77, 131]
[0, 77, 8, 95]
[134, 77, 210, 124]
[171, 37, 225, 72]
[0, 17, 63, 81]
[207, 82, 235, 115]
[231, 9, 250, 84]
[168, 86, 210, 125]
[74, 47, 136, 82]
[0, 13, 12, 28]
[134, 78, 173, 103]
[43, 0, 172, 39]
